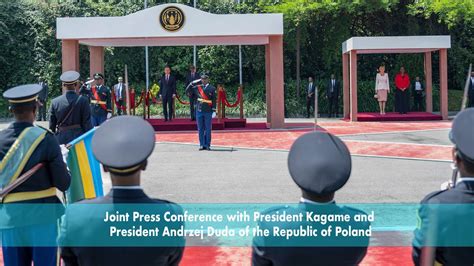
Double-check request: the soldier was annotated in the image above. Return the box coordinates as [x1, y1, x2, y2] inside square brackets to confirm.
[59, 116, 185, 266]
[252, 131, 370, 265]
[186, 74, 216, 150]
[90, 73, 112, 126]
[49, 70, 93, 145]
[37, 77, 49, 121]
[79, 78, 93, 104]
[412, 108, 474, 266]
[0, 84, 71, 266]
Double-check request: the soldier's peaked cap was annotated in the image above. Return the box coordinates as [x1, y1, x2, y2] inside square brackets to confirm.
[288, 131, 352, 195]
[60, 71, 80, 85]
[92, 116, 155, 174]
[93, 73, 104, 79]
[3, 84, 42, 106]
[449, 108, 474, 163]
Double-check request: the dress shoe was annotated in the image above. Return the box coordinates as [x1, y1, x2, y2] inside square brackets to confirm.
[205, 147, 211, 151]
[199, 147, 205, 151]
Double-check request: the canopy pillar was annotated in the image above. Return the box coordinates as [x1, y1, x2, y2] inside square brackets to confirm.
[89, 46, 104, 78]
[424, 52, 433, 113]
[439, 48, 448, 120]
[61, 40, 79, 72]
[349, 50, 358, 122]
[342, 53, 350, 119]
[265, 35, 285, 129]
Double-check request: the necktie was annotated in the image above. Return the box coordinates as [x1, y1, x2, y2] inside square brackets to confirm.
[166, 75, 169, 81]
[118, 83, 122, 98]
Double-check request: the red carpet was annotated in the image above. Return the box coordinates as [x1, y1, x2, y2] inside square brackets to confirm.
[147, 118, 267, 131]
[356, 112, 442, 122]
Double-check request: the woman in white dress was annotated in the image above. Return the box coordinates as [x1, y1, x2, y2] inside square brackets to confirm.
[375, 65, 390, 115]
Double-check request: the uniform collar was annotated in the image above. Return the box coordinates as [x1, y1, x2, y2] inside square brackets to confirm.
[10, 121, 34, 129]
[108, 187, 148, 199]
[457, 177, 474, 184]
[300, 197, 335, 205]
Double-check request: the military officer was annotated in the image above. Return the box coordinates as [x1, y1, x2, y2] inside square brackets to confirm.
[412, 108, 474, 266]
[0, 84, 71, 266]
[59, 116, 185, 266]
[252, 131, 370, 266]
[90, 73, 112, 126]
[185, 74, 216, 150]
[49, 71, 93, 145]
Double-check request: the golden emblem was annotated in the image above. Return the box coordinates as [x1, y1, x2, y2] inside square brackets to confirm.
[160, 6, 185, 32]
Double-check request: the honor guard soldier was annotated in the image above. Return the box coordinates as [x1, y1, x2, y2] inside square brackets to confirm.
[90, 73, 112, 126]
[252, 132, 370, 266]
[0, 84, 71, 266]
[185, 74, 216, 150]
[59, 116, 185, 266]
[413, 108, 474, 266]
[49, 71, 93, 145]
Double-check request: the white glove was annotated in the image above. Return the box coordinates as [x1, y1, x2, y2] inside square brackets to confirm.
[107, 113, 112, 119]
[212, 112, 216, 118]
[60, 145, 69, 164]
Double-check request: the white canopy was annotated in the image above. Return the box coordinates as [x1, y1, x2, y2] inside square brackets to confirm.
[342, 36, 451, 54]
[56, 3, 283, 47]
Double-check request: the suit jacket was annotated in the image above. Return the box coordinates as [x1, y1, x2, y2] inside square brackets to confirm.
[412, 81, 425, 95]
[185, 72, 199, 99]
[412, 180, 474, 266]
[113, 83, 127, 101]
[327, 79, 340, 98]
[252, 203, 370, 266]
[90, 85, 112, 117]
[469, 77, 474, 99]
[49, 91, 92, 144]
[59, 188, 185, 266]
[0, 122, 70, 228]
[159, 74, 177, 99]
[306, 83, 317, 98]
[38, 82, 49, 103]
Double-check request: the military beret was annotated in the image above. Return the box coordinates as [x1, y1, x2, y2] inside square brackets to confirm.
[450, 108, 474, 162]
[3, 84, 42, 105]
[60, 71, 80, 85]
[92, 116, 155, 174]
[288, 131, 352, 195]
[93, 73, 104, 80]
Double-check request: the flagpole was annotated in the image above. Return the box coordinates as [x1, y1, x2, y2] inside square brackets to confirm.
[193, 0, 197, 67]
[144, 0, 150, 119]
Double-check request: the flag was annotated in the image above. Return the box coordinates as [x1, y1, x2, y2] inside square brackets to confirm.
[66, 128, 103, 203]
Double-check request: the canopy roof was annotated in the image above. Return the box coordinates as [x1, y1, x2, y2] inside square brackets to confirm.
[342, 36, 451, 54]
[56, 4, 283, 47]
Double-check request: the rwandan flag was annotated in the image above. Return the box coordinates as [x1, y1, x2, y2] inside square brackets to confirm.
[66, 128, 104, 203]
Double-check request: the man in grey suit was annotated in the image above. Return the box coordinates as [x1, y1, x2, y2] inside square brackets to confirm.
[327, 74, 340, 118]
[113, 77, 127, 115]
[37, 77, 49, 121]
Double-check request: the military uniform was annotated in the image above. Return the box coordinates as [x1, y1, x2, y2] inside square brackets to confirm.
[90, 73, 112, 127]
[59, 116, 185, 266]
[412, 108, 474, 266]
[49, 71, 93, 145]
[252, 132, 370, 266]
[185, 74, 216, 150]
[0, 84, 71, 266]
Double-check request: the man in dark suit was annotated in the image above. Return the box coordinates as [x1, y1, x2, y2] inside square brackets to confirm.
[59, 116, 185, 266]
[158, 66, 177, 122]
[468, 71, 474, 108]
[412, 108, 474, 266]
[252, 131, 370, 266]
[49, 71, 92, 145]
[37, 77, 49, 121]
[327, 74, 340, 118]
[412, 76, 424, 111]
[306, 76, 316, 118]
[1, 84, 71, 266]
[185, 65, 199, 121]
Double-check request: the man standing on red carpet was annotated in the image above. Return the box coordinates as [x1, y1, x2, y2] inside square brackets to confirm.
[395, 67, 410, 114]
